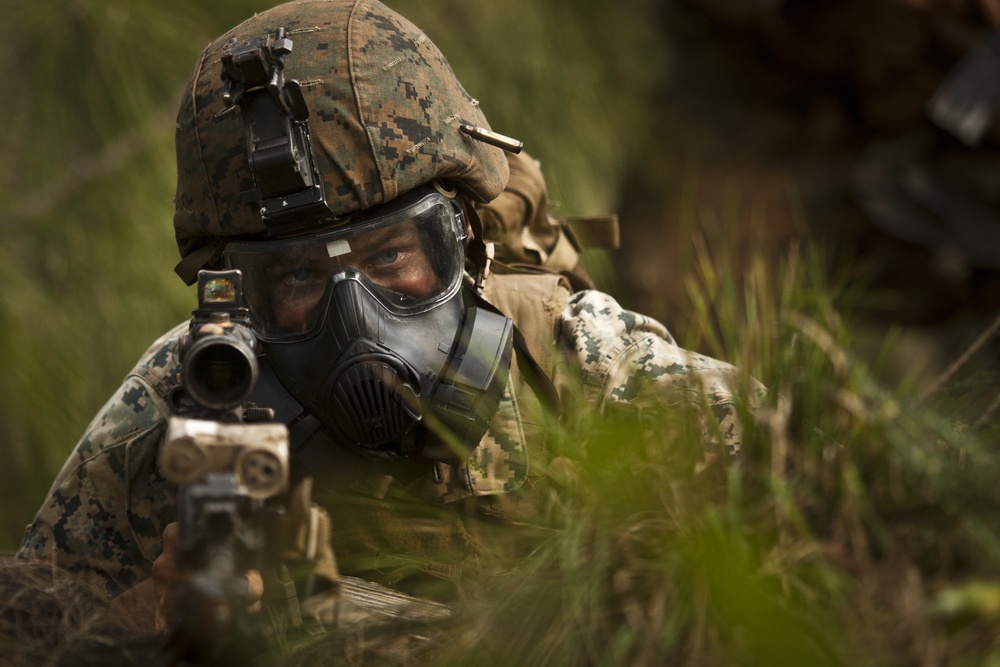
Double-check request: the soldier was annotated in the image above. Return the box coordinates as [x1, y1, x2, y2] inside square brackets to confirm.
[17, 0, 761, 623]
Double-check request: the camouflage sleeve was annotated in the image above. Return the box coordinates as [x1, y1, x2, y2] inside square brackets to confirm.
[558, 291, 765, 457]
[16, 326, 184, 597]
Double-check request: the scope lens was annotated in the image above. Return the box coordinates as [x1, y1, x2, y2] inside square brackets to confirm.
[185, 339, 256, 410]
[203, 276, 238, 304]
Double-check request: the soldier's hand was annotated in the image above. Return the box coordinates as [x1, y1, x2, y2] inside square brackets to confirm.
[150, 521, 180, 627]
[116, 522, 265, 631]
[112, 522, 184, 630]
[153, 522, 265, 622]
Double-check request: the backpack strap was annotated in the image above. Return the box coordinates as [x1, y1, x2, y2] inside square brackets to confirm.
[478, 273, 572, 413]
[476, 150, 619, 292]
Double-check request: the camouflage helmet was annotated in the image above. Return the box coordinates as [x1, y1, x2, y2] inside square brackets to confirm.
[173, 0, 509, 284]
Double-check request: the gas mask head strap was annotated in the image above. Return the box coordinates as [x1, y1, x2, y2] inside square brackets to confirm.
[471, 290, 560, 415]
[460, 200, 493, 292]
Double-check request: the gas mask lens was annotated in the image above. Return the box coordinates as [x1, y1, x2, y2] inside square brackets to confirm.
[224, 190, 467, 341]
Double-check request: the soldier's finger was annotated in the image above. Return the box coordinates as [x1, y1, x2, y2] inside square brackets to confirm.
[152, 522, 180, 585]
[247, 569, 264, 613]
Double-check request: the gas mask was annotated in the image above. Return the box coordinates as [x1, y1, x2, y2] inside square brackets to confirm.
[224, 187, 514, 462]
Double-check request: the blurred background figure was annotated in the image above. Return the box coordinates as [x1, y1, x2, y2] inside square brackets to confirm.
[614, 0, 1000, 376]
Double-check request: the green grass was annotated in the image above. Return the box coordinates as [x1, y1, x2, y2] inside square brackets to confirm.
[427, 244, 1000, 667]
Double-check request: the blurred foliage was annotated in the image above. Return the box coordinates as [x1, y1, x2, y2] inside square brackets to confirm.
[405, 0, 668, 216]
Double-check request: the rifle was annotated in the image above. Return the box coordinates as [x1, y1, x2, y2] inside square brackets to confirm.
[156, 269, 300, 667]
[155, 271, 453, 665]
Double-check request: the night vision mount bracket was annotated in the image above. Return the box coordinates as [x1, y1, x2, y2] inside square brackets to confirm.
[221, 27, 336, 237]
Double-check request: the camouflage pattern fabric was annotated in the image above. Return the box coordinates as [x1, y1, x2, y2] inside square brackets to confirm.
[173, 0, 508, 283]
[16, 325, 186, 596]
[17, 282, 761, 596]
[557, 289, 761, 457]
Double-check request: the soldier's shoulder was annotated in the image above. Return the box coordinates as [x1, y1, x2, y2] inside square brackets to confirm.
[69, 323, 187, 463]
[560, 290, 674, 350]
[483, 272, 572, 316]
[126, 321, 188, 400]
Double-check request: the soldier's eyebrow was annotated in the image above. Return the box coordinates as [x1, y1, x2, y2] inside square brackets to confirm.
[348, 221, 418, 255]
[266, 245, 328, 272]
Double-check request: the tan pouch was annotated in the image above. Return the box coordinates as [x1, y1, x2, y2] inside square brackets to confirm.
[476, 150, 618, 291]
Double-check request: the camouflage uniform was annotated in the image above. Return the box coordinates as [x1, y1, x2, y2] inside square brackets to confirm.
[17, 273, 758, 596]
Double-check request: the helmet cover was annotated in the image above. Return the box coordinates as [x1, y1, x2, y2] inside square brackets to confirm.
[173, 0, 509, 283]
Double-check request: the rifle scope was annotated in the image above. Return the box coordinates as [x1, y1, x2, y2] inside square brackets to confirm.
[183, 270, 260, 412]
[183, 323, 259, 411]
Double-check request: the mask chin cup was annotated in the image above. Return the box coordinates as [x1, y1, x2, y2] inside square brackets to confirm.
[322, 306, 515, 465]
